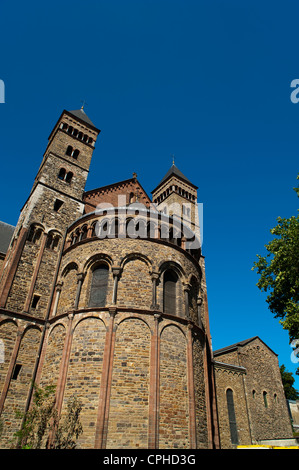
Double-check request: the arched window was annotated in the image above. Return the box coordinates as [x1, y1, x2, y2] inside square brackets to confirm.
[91, 222, 97, 237]
[80, 225, 88, 241]
[58, 168, 66, 180]
[163, 270, 178, 315]
[263, 391, 268, 408]
[65, 171, 73, 184]
[226, 389, 239, 445]
[27, 225, 36, 242]
[66, 145, 73, 156]
[88, 265, 109, 308]
[28, 225, 43, 245]
[46, 233, 60, 251]
[72, 149, 80, 159]
[46, 233, 54, 249]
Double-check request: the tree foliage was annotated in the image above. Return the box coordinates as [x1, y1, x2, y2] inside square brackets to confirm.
[12, 384, 83, 449]
[280, 365, 299, 400]
[252, 175, 299, 347]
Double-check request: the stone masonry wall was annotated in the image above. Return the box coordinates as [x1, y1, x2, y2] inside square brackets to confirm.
[239, 338, 293, 441]
[214, 365, 251, 448]
[106, 318, 151, 448]
[0, 324, 41, 447]
[159, 324, 189, 448]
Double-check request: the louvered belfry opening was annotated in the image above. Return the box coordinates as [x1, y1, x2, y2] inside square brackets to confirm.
[88, 264, 109, 308]
[163, 269, 178, 315]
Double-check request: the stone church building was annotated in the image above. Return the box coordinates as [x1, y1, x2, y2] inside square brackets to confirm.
[0, 108, 293, 448]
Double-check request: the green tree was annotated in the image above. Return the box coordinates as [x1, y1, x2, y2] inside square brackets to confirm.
[280, 365, 299, 400]
[252, 175, 299, 361]
[12, 384, 83, 449]
[51, 396, 83, 449]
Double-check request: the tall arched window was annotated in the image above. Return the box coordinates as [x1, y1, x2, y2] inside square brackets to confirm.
[226, 389, 239, 445]
[163, 270, 178, 315]
[66, 145, 73, 156]
[263, 391, 268, 408]
[88, 265, 109, 308]
[27, 224, 43, 245]
[65, 171, 73, 184]
[72, 149, 80, 159]
[58, 168, 66, 180]
[80, 225, 88, 241]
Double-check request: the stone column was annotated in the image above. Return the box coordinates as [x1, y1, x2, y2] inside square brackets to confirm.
[87, 224, 93, 238]
[55, 313, 74, 417]
[187, 323, 197, 448]
[148, 313, 161, 448]
[50, 282, 63, 318]
[150, 272, 160, 310]
[95, 307, 116, 448]
[112, 267, 121, 305]
[74, 273, 85, 310]
[183, 284, 191, 320]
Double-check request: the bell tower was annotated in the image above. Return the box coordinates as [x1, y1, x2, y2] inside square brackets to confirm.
[151, 162, 201, 249]
[0, 107, 100, 317]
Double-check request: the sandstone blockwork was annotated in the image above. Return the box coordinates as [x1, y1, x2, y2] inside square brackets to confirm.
[0, 310, 210, 449]
[0, 107, 292, 449]
[214, 337, 293, 448]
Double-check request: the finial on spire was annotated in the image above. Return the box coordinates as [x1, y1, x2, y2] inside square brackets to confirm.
[171, 154, 175, 166]
[80, 99, 88, 110]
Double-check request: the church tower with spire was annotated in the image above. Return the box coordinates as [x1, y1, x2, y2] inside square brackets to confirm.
[152, 161, 201, 252]
[0, 107, 220, 450]
[0, 107, 100, 318]
[0, 107, 294, 450]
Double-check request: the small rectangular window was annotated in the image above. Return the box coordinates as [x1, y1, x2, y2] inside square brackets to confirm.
[31, 294, 41, 309]
[54, 199, 63, 212]
[12, 364, 22, 380]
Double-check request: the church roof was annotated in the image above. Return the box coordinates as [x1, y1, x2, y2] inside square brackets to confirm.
[213, 336, 278, 357]
[68, 107, 96, 128]
[152, 163, 198, 193]
[0, 221, 15, 254]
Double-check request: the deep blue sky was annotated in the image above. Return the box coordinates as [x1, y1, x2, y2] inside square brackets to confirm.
[0, 1, 298, 388]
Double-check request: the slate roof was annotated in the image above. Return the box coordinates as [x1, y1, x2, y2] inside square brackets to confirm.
[0, 221, 15, 254]
[213, 336, 278, 357]
[68, 108, 96, 127]
[152, 163, 198, 192]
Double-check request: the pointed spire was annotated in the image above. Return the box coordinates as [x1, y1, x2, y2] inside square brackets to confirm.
[68, 107, 95, 128]
[152, 160, 198, 193]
